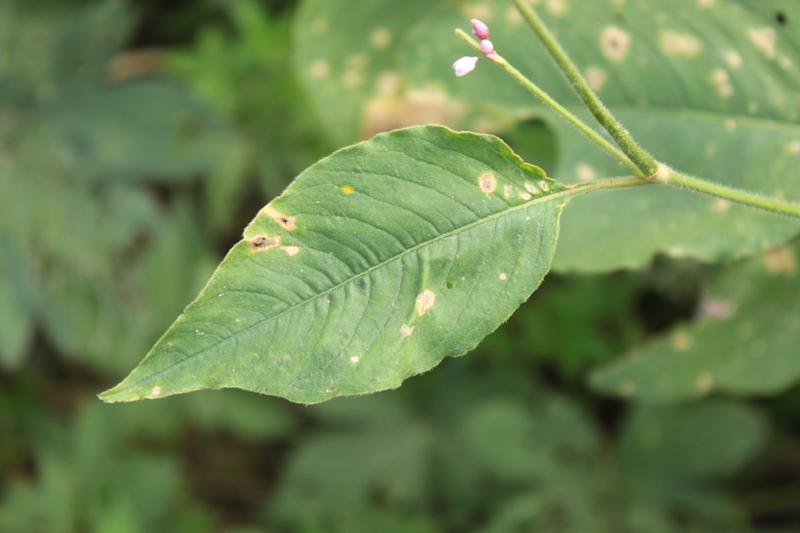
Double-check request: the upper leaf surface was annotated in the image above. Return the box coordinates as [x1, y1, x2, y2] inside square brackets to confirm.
[101, 126, 569, 404]
[294, 0, 800, 271]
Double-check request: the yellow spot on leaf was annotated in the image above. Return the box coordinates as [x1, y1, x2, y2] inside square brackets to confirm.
[712, 68, 733, 98]
[519, 192, 532, 201]
[346, 53, 369, 70]
[499, 273, 507, 281]
[547, 0, 567, 16]
[479, 173, 497, 193]
[585, 66, 607, 91]
[151, 386, 161, 397]
[763, 247, 796, 275]
[712, 198, 731, 213]
[576, 163, 596, 181]
[400, 324, 414, 337]
[370, 28, 392, 49]
[341, 185, 355, 194]
[749, 27, 776, 59]
[311, 18, 329, 35]
[341, 70, 364, 88]
[461, 2, 495, 20]
[505, 6, 523, 25]
[724, 51, 742, 69]
[671, 330, 693, 351]
[786, 141, 800, 154]
[696, 372, 714, 393]
[309, 59, 330, 79]
[350, 355, 360, 363]
[375, 71, 400, 95]
[601, 26, 630, 61]
[661, 31, 702, 56]
[285, 246, 300, 256]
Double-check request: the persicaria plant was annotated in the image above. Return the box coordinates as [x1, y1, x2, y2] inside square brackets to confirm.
[101, 0, 800, 405]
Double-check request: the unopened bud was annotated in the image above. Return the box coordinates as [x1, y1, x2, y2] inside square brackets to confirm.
[452, 56, 479, 77]
[479, 39, 494, 55]
[471, 18, 490, 40]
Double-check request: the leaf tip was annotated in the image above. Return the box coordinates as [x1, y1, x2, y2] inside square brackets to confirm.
[97, 385, 141, 404]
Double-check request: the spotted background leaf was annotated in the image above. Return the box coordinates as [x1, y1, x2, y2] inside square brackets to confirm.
[591, 239, 800, 403]
[295, 0, 800, 272]
[101, 126, 570, 404]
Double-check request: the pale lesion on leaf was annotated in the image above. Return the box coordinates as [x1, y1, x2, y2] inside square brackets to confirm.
[479, 172, 497, 193]
[249, 234, 282, 252]
[415, 289, 436, 316]
[262, 205, 297, 231]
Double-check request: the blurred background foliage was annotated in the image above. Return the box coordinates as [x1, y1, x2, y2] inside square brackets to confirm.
[1, 0, 799, 531]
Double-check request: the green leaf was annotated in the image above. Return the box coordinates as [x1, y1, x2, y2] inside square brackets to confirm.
[47, 81, 240, 184]
[294, 0, 800, 272]
[101, 125, 570, 404]
[592, 241, 800, 402]
[0, 238, 34, 369]
[620, 400, 767, 488]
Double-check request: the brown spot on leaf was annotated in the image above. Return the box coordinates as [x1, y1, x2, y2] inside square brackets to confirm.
[263, 206, 297, 230]
[479, 173, 497, 193]
[601, 26, 630, 61]
[249, 234, 281, 252]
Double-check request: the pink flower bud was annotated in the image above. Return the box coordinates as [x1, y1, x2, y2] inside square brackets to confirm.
[479, 39, 494, 54]
[471, 19, 490, 40]
[452, 56, 479, 77]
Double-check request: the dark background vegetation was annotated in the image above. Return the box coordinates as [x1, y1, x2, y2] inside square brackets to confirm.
[1, 0, 799, 531]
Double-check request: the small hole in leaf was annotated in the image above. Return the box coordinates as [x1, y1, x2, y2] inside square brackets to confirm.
[776, 11, 787, 25]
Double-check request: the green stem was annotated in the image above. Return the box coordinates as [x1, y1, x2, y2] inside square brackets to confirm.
[455, 25, 800, 220]
[455, 29, 642, 177]
[571, 172, 800, 219]
[668, 171, 800, 218]
[568, 175, 650, 195]
[512, 0, 659, 177]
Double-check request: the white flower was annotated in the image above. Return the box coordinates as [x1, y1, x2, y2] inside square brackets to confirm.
[452, 56, 479, 77]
